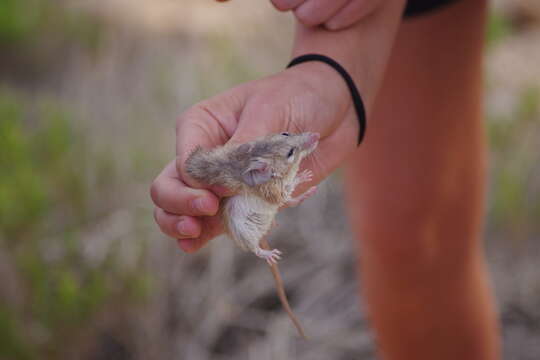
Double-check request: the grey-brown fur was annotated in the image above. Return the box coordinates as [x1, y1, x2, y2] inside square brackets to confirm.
[185, 133, 316, 194]
[184, 132, 319, 339]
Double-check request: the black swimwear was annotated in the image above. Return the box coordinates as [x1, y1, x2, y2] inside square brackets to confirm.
[404, 0, 460, 18]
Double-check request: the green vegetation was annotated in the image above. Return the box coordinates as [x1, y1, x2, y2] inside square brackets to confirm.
[486, 11, 513, 48]
[0, 0, 104, 83]
[488, 87, 540, 236]
[0, 0, 102, 48]
[0, 90, 149, 360]
[0, 1, 537, 358]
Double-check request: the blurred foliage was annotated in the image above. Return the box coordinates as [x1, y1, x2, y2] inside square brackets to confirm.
[0, 0, 102, 48]
[488, 87, 540, 237]
[484, 9, 540, 239]
[0, 0, 105, 84]
[0, 89, 149, 360]
[0, 1, 536, 358]
[486, 10, 513, 48]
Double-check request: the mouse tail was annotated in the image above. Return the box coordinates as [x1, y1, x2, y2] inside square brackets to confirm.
[260, 238, 308, 340]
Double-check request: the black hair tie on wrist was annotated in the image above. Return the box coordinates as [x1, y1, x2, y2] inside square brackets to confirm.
[287, 54, 366, 146]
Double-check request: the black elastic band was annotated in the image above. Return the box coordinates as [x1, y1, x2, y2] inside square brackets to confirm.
[404, 0, 459, 18]
[287, 54, 366, 145]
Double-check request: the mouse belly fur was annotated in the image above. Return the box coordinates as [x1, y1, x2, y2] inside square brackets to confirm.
[223, 194, 279, 253]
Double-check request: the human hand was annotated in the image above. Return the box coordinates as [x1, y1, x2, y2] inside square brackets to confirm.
[220, 0, 381, 31]
[272, 0, 384, 30]
[216, 0, 383, 30]
[150, 62, 359, 252]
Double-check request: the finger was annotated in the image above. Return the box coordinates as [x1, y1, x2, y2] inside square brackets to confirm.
[150, 161, 220, 216]
[271, 0, 306, 11]
[325, 0, 381, 30]
[176, 92, 247, 187]
[154, 207, 202, 239]
[177, 215, 225, 253]
[294, 0, 349, 27]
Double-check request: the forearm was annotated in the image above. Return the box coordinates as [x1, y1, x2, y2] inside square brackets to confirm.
[292, 0, 406, 114]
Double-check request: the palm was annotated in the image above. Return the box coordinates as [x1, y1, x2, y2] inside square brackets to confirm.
[155, 65, 358, 251]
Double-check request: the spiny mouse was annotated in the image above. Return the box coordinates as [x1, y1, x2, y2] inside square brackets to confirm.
[185, 132, 319, 338]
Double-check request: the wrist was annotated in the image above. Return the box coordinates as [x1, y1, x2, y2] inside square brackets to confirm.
[288, 54, 367, 145]
[283, 60, 360, 145]
[292, 24, 369, 104]
[285, 61, 352, 114]
[291, 0, 407, 117]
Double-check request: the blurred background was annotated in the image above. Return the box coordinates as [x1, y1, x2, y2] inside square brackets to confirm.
[0, 0, 539, 359]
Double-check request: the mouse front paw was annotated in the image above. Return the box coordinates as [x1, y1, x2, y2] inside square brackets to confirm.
[296, 169, 313, 184]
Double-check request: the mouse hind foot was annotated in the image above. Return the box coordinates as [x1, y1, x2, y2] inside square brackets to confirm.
[255, 247, 282, 265]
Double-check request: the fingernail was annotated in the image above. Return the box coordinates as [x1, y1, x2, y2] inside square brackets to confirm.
[178, 238, 194, 252]
[177, 219, 196, 237]
[193, 197, 217, 215]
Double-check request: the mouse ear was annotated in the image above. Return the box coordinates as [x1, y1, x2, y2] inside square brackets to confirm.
[237, 143, 252, 153]
[242, 158, 272, 186]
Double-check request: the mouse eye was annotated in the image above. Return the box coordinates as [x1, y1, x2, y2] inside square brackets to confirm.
[287, 148, 295, 158]
[281, 132, 290, 136]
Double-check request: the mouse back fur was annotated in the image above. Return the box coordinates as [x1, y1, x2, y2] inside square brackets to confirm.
[185, 132, 319, 196]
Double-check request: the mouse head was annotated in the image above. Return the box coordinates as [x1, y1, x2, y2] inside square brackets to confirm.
[237, 132, 319, 187]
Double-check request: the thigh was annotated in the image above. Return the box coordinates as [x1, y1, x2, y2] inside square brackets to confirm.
[345, 0, 488, 257]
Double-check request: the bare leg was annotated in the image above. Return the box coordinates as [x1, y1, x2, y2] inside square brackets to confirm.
[344, 1, 501, 359]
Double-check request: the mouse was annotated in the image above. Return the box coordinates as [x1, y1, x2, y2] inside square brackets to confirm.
[185, 131, 320, 339]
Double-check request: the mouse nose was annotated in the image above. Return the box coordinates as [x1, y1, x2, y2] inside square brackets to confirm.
[303, 132, 320, 148]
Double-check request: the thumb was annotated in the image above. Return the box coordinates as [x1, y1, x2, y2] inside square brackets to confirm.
[228, 99, 290, 145]
[176, 92, 247, 187]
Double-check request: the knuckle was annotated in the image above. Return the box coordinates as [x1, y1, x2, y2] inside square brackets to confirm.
[166, 222, 179, 238]
[294, 8, 320, 27]
[150, 179, 162, 205]
[175, 115, 188, 135]
[188, 100, 212, 116]
[156, 209, 179, 238]
[155, 213, 171, 236]
[181, 103, 224, 142]
[271, 0, 291, 11]
[187, 199, 200, 215]
[175, 156, 187, 178]
[176, 105, 200, 132]
[153, 207, 160, 225]
[325, 19, 345, 31]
